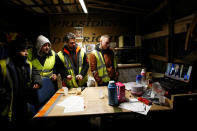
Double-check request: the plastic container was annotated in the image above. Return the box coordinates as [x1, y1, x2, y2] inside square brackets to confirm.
[141, 69, 146, 80]
[108, 81, 118, 106]
[62, 87, 68, 96]
[115, 82, 125, 103]
[141, 69, 147, 86]
[131, 83, 144, 96]
[152, 82, 166, 104]
[136, 75, 142, 84]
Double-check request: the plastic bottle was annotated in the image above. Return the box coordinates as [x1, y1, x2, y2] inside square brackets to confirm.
[136, 74, 142, 84]
[141, 69, 146, 78]
[108, 81, 118, 106]
[141, 69, 146, 85]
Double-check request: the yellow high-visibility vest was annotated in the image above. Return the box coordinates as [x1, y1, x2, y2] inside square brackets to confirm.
[28, 49, 55, 78]
[92, 50, 117, 83]
[57, 47, 87, 88]
[0, 58, 33, 122]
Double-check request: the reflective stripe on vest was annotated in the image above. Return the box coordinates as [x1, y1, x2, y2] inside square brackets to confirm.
[0, 58, 13, 121]
[78, 48, 88, 87]
[57, 49, 87, 88]
[0, 59, 6, 82]
[29, 50, 56, 77]
[27, 60, 32, 88]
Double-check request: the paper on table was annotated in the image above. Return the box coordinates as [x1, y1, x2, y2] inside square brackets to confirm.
[119, 98, 151, 115]
[57, 96, 84, 113]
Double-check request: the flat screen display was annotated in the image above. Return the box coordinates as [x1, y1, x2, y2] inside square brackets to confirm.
[165, 63, 192, 83]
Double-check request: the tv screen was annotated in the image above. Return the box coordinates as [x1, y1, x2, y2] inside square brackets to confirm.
[165, 63, 192, 83]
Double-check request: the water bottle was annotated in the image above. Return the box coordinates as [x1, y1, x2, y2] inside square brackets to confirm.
[108, 81, 118, 106]
[136, 74, 142, 84]
[141, 69, 146, 85]
[141, 69, 146, 79]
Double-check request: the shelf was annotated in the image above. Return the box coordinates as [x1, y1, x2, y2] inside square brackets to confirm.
[118, 63, 141, 68]
[114, 46, 141, 50]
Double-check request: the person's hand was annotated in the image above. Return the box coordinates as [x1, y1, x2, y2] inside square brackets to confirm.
[67, 75, 72, 80]
[33, 83, 40, 89]
[76, 75, 83, 80]
[51, 74, 57, 81]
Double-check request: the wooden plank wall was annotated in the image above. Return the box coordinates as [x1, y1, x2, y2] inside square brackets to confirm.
[49, 14, 136, 52]
[143, 14, 195, 73]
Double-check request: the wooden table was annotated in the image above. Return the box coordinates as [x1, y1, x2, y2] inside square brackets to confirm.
[34, 86, 173, 118]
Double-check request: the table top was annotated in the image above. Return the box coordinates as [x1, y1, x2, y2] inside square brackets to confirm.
[34, 86, 173, 118]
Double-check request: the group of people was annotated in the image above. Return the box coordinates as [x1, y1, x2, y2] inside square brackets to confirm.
[0, 32, 119, 128]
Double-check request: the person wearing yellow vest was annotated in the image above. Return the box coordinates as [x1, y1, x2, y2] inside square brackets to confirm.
[57, 32, 89, 88]
[27, 35, 59, 82]
[0, 36, 42, 129]
[90, 35, 119, 86]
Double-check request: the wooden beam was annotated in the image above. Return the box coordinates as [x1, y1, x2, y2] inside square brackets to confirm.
[118, 63, 142, 69]
[74, 0, 80, 13]
[58, 0, 65, 13]
[182, 48, 197, 63]
[88, 4, 146, 15]
[149, 54, 168, 62]
[22, 2, 79, 7]
[146, 0, 168, 18]
[20, 0, 35, 5]
[14, 0, 37, 14]
[143, 14, 193, 39]
[149, 54, 188, 64]
[168, 0, 175, 62]
[53, 0, 61, 13]
[86, 0, 148, 12]
[32, 0, 48, 13]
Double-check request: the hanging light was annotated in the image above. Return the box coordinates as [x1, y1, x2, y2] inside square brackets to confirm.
[79, 0, 88, 13]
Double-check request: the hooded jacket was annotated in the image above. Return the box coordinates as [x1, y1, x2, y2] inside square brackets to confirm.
[90, 43, 119, 85]
[28, 35, 66, 78]
[36, 35, 51, 55]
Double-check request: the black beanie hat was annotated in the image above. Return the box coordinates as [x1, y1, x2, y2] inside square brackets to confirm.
[9, 35, 29, 53]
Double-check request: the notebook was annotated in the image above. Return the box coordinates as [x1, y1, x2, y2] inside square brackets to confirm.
[159, 63, 193, 94]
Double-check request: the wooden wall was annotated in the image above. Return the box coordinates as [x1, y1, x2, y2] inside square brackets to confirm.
[143, 14, 197, 73]
[49, 14, 137, 52]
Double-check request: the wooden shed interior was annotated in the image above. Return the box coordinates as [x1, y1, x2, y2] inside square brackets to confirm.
[1, 0, 197, 127]
[1, 0, 197, 72]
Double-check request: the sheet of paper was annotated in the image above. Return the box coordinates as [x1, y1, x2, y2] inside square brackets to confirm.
[57, 96, 84, 113]
[119, 98, 151, 115]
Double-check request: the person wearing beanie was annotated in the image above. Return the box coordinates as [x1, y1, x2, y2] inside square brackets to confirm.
[0, 36, 42, 129]
[27, 35, 66, 91]
[28, 35, 59, 81]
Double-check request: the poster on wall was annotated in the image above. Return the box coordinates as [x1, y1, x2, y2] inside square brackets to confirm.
[84, 44, 95, 54]
[74, 27, 83, 39]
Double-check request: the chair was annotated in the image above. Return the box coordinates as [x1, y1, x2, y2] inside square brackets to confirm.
[28, 77, 57, 114]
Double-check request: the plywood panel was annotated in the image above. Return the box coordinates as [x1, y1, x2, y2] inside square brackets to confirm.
[49, 14, 134, 52]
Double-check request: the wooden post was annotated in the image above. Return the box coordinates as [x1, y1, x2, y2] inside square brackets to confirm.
[168, 0, 175, 62]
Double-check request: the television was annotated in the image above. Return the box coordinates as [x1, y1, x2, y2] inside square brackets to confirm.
[165, 63, 192, 83]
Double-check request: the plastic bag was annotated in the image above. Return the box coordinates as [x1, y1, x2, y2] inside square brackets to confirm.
[87, 76, 96, 87]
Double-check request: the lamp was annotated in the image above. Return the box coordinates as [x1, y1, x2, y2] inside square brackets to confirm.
[79, 0, 88, 13]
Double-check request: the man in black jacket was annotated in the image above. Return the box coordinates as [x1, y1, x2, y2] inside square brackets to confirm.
[0, 36, 42, 129]
[57, 32, 89, 88]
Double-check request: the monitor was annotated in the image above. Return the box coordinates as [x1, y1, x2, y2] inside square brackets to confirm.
[165, 63, 192, 83]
